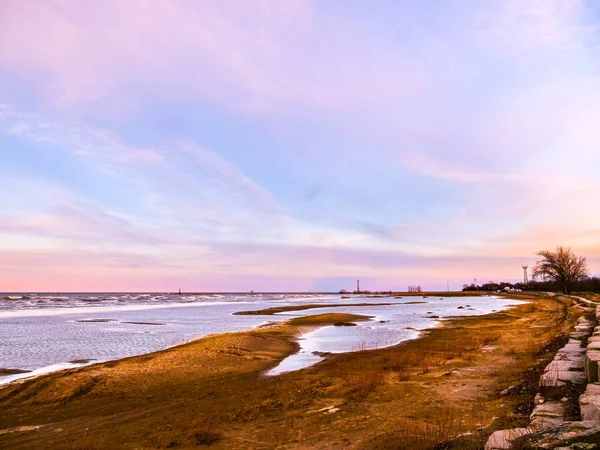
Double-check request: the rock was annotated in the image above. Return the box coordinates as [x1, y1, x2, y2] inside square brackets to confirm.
[333, 322, 357, 327]
[525, 420, 600, 448]
[585, 350, 600, 383]
[500, 385, 517, 396]
[556, 349, 587, 361]
[555, 444, 598, 450]
[570, 331, 591, 340]
[554, 352, 586, 368]
[546, 360, 583, 373]
[530, 401, 565, 431]
[540, 370, 587, 398]
[564, 342, 587, 352]
[484, 428, 530, 450]
[534, 393, 545, 405]
[579, 383, 600, 421]
[589, 341, 600, 352]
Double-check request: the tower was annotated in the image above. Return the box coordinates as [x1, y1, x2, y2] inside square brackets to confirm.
[357, 279, 360, 293]
[522, 265, 528, 285]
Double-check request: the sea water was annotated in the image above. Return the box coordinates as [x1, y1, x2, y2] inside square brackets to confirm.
[0, 293, 525, 383]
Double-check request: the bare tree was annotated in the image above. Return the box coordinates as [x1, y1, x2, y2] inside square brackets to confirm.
[532, 246, 589, 294]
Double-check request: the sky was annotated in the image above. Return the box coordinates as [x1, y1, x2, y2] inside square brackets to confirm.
[2, 0, 600, 292]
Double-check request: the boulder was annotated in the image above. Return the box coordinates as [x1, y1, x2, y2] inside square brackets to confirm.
[545, 360, 583, 372]
[540, 370, 587, 397]
[579, 383, 600, 421]
[485, 428, 531, 450]
[555, 444, 597, 450]
[564, 342, 587, 352]
[570, 331, 591, 340]
[530, 401, 565, 431]
[534, 393, 546, 405]
[585, 350, 600, 383]
[554, 351, 586, 368]
[588, 342, 600, 353]
[525, 420, 600, 448]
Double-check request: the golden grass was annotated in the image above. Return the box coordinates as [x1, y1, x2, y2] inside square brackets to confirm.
[346, 370, 387, 400]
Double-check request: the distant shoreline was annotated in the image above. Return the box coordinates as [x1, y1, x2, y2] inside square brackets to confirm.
[1, 290, 488, 296]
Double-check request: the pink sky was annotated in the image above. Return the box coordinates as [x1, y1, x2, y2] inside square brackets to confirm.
[2, 1, 600, 291]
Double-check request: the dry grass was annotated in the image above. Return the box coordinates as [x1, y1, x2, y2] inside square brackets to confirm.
[347, 370, 386, 400]
[397, 368, 410, 381]
[190, 417, 224, 446]
[367, 402, 492, 450]
[63, 431, 107, 450]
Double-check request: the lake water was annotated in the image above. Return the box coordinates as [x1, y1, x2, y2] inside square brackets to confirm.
[0, 293, 524, 383]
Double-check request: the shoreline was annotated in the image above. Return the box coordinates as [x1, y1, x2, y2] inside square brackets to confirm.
[0, 294, 513, 383]
[0, 312, 373, 387]
[0, 293, 581, 449]
[0, 297, 509, 388]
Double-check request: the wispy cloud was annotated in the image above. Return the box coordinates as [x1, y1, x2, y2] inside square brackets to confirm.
[2, 2, 600, 290]
[0, 1, 424, 113]
[475, 0, 588, 56]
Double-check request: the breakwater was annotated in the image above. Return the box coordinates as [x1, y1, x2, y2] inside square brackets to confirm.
[486, 297, 600, 449]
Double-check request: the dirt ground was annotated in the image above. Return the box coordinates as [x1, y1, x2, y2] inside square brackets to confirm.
[0, 294, 586, 449]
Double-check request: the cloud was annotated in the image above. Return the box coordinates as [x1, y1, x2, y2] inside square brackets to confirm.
[401, 152, 511, 184]
[0, 0, 424, 112]
[474, 0, 588, 56]
[3, 2, 600, 290]
[0, 105, 281, 221]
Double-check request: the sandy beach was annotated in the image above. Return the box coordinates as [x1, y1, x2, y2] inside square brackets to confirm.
[0, 292, 585, 449]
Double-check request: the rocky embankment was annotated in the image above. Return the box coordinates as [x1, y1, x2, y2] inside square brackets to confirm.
[486, 297, 600, 449]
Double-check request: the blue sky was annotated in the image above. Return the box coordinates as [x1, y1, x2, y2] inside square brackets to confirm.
[1, 0, 600, 291]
